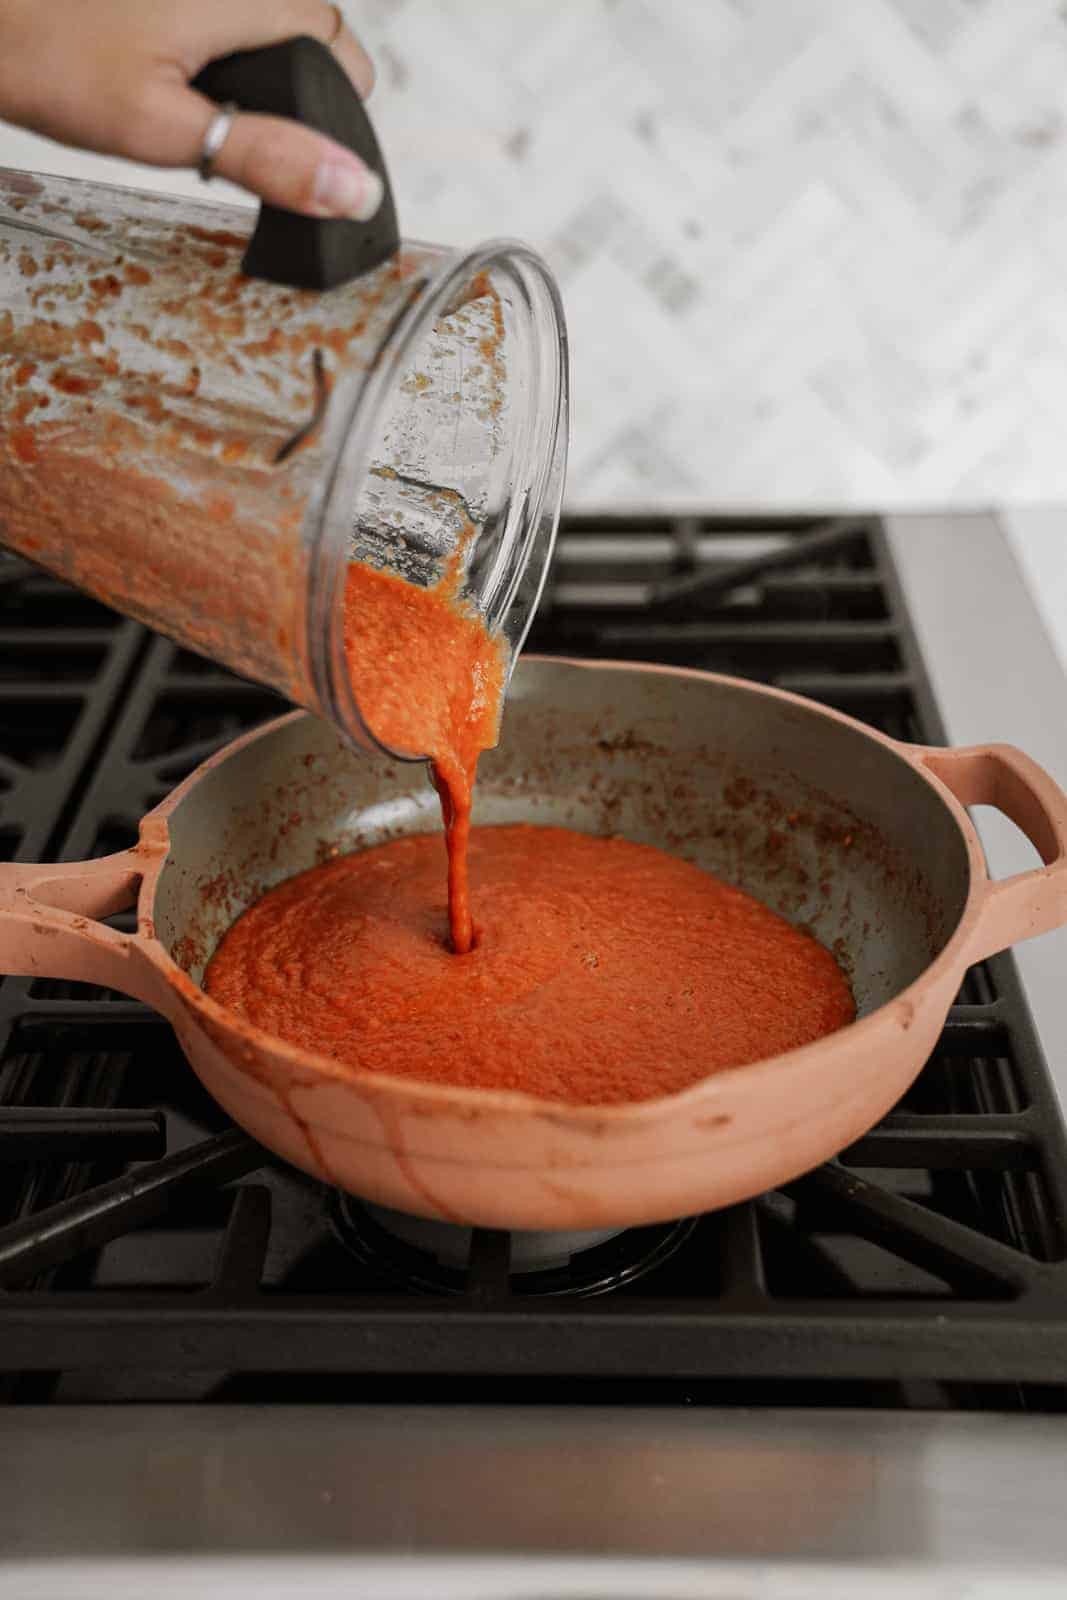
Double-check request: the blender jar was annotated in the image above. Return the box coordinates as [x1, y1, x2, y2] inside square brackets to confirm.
[0, 165, 568, 756]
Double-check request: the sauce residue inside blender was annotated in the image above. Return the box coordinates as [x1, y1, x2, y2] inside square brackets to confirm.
[204, 824, 856, 1105]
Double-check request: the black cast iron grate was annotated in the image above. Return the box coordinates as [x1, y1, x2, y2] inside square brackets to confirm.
[1, 518, 1067, 1409]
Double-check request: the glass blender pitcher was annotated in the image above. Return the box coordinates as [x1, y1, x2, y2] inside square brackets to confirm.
[0, 38, 568, 757]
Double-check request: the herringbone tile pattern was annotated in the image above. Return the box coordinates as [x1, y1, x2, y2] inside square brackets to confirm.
[352, 0, 1067, 508]
[0, 0, 1064, 509]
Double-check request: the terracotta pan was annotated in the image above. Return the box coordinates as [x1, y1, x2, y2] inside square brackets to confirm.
[1, 658, 1066, 1231]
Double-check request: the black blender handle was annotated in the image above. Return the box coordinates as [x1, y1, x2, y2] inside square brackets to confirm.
[192, 35, 399, 290]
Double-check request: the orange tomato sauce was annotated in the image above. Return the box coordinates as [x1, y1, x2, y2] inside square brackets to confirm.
[204, 824, 855, 1106]
[341, 559, 505, 955]
[205, 559, 855, 1105]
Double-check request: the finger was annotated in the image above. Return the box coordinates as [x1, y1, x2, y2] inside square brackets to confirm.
[270, 0, 376, 99]
[139, 82, 384, 219]
[329, 22, 376, 101]
[191, 0, 375, 100]
[211, 104, 383, 219]
[213, 107, 384, 217]
[310, 1, 377, 100]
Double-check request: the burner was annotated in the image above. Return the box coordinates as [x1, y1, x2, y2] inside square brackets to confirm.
[3, 520, 1067, 1408]
[330, 1192, 698, 1297]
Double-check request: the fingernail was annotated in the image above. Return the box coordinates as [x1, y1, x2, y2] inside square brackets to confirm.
[313, 160, 384, 221]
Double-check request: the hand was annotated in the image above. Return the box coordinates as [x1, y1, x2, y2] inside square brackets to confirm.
[0, 0, 382, 220]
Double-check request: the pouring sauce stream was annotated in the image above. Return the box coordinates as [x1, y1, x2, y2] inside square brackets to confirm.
[342, 558, 505, 954]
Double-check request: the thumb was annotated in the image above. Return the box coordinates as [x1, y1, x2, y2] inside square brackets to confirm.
[209, 106, 384, 220]
[146, 82, 384, 220]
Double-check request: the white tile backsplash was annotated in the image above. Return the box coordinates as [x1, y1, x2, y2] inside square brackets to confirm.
[2, 0, 1067, 532]
[354, 0, 1067, 513]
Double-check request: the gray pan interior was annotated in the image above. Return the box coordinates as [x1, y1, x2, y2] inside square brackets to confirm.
[154, 659, 972, 1017]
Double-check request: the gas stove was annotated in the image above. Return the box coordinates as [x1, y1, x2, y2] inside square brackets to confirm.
[2, 513, 1067, 1587]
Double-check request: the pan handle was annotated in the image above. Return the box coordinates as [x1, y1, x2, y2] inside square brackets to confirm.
[0, 851, 160, 1002]
[918, 743, 1067, 962]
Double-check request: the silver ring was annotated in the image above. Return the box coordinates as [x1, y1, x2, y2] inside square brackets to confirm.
[198, 103, 237, 182]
